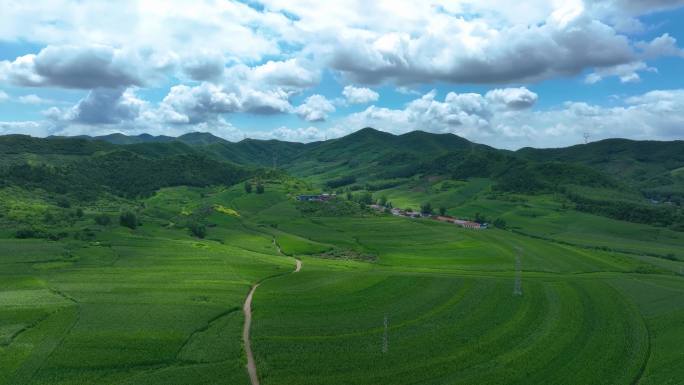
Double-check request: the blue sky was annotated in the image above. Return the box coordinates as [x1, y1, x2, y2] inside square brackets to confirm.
[1, 0, 683, 149]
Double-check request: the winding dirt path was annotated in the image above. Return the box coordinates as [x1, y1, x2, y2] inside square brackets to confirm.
[243, 257, 301, 385]
[243, 284, 261, 385]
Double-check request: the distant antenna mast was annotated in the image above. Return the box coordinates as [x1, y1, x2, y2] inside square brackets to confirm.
[583, 132, 590, 144]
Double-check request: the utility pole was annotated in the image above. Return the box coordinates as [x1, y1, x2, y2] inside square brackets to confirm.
[382, 314, 389, 353]
[514, 247, 523, 296]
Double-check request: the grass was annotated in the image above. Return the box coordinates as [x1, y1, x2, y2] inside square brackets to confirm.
[1, 183, 684, 384]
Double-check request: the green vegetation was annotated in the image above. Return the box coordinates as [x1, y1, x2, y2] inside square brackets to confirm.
[119, 211, 138, 229]
[1, 129, 684, 384]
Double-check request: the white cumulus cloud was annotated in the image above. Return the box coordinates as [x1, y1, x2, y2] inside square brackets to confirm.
[342, 85, 379, 104]
[295, 94, 336, 122]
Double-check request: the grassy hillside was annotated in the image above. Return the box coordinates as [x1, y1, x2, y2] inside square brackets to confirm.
[518, 138, 684, 203]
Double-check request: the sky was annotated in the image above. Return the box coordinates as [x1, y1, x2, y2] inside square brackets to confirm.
[0, 0, 683, 149]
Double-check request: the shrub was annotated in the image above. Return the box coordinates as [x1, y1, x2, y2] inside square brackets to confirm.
[378, 195, 388, 206]
[493, 218, 507, 229]
[119, 211, 138, 229]
[326, 176, 356, 189]
[15, 228, 42, 239]
[56, 197, 71, 208]
[15, 228, 66, 240]
[43, 212, 55, 224]
[357, 192, 373, 205]
[420, 202, 433, 215]
[244, 181, 252, 193]
[189, 222, 207, 238]
[94, 214, 111, 226]
[256, 183, 265, 194]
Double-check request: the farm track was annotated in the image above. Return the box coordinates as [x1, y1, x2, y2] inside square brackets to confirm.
[8, 288, 80, 385]
[243, 241, 301, 385]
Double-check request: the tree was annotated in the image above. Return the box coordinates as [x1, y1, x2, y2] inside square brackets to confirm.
[244, 181, 252, 193]
[94, 214, 111, 226]
[189, 222, 207, 238]
[378, 195, 388, 206]
[256, 183, 265, 194]
[43, 212, 55, 224]
[420, 202, 433, 215]
[439, 207, 447, 216]
[56, 197, 71, 208]
[474, 212, 486, 223]
[358, 192, 373, 205]
[75, 208, 84, 218]
[346, 191, 353, 201]
[493, 218, 507, 229]
[119, 211, 138, 229]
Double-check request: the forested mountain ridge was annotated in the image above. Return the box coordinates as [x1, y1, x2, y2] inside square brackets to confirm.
[1, 128, 682, 229]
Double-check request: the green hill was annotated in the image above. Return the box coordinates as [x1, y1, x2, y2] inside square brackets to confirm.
[518, 138, 684, 202]
[2, 128, 683, 228]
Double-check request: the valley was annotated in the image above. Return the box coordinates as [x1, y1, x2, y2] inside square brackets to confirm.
[1, 129, 683, 384]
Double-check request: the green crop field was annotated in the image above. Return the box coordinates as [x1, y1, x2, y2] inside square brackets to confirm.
[2, 130, 684, 384]
[2, 183, 683, 385]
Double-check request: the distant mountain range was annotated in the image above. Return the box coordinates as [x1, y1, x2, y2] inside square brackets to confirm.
[3, 127, 684, 206]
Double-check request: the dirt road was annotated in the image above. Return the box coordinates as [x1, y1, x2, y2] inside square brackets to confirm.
[242, 258, 301, 385]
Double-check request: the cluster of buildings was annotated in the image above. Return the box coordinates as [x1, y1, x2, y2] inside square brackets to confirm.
[297, 195, 487, 230]
[296, 193, 336, 202]
[370, 206, 487, 229]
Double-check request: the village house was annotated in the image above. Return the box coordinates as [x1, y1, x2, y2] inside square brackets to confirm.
[296, 193, 336, 202]
[390, 208, 405, 216]
[454, 219, 486, 229]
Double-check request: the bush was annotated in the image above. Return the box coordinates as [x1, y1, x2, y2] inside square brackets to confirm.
[94, 214, 111, 226]
[439, 207, 447, 216]
[357, 192, 373, 205]
[493, 218, 507, 229]
[256, 183, 265, 194]
[420, 202, 433, 215]
[15, 228, 43, 239]
[378, 195, 388, 206]
[119, 211, 138, 229]
[56, 197, 71, 208]
[15, 228, 67, 241]
[326, 176, 356, 189]
[189, 222, 207, 238]
[43, 212, 55, 224]
[244, 181, 252, 193]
